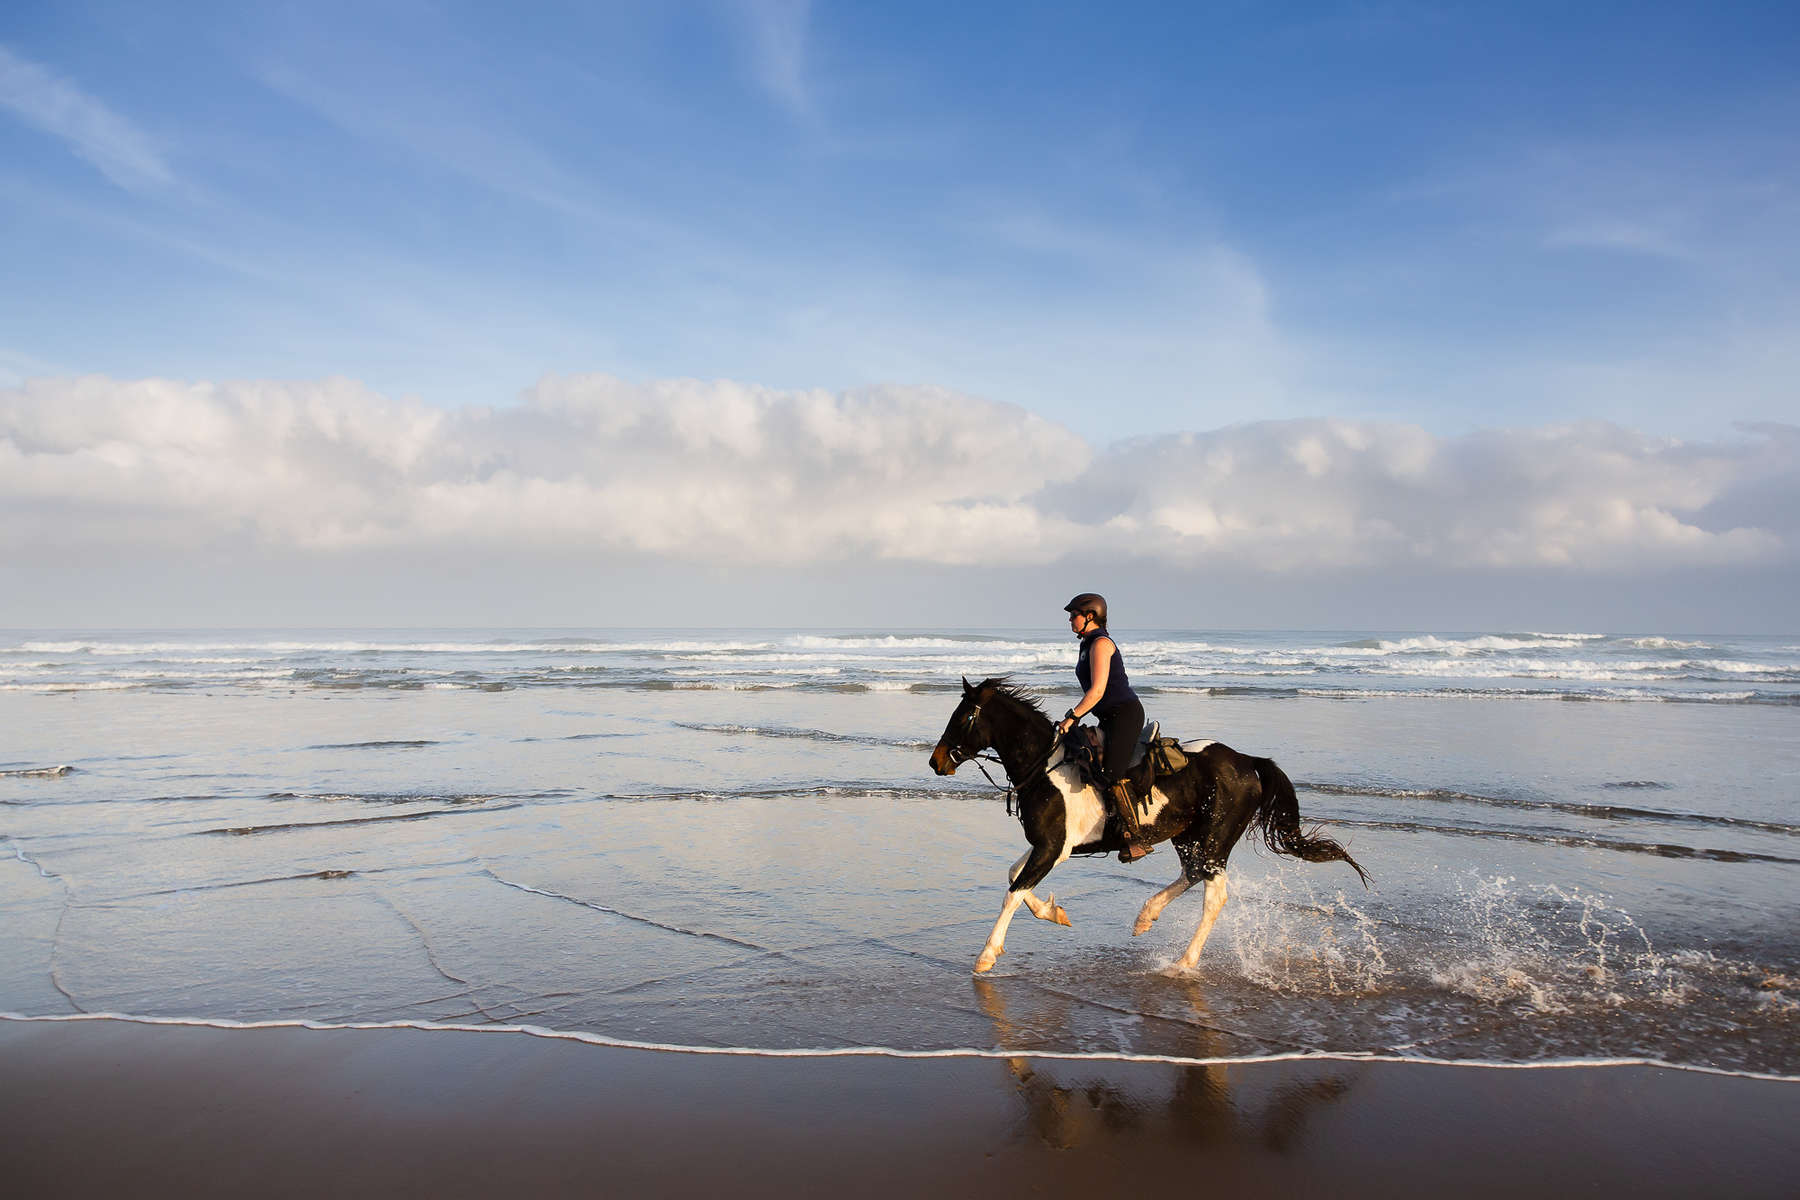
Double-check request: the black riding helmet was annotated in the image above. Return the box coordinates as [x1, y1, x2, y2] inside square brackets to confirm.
[1063, 592, 1107, 626]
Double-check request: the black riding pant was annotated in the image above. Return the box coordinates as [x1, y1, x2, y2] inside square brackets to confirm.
[1096, 697, 1145, 787]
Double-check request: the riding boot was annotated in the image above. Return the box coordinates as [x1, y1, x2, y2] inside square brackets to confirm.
[1108, 780, 1153, 862]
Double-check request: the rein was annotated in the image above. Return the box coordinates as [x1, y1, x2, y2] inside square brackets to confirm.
[969, 741, 1061, 818]
[968, 753, 1017, 815]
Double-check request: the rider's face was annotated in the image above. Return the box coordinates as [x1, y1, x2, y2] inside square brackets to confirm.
[1069, 612, 1089, 635]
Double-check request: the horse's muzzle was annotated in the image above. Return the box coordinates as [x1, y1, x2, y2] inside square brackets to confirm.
[929, 744, 956, 776]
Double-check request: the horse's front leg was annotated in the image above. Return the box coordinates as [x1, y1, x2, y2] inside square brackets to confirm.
[976, 839, 1065, 974]
[1008, 850, 1073, 928]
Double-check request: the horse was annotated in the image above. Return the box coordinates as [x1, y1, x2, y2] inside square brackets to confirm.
[929, 676, 1368, 974]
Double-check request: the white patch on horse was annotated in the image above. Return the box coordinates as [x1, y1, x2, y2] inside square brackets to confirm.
[1139, 784, 1173, 827]
[1179, 739, 1216, 754]
[1048, 763, 1107, 847]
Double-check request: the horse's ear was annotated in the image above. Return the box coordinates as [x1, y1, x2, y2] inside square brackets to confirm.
[962, 675, 973, 694]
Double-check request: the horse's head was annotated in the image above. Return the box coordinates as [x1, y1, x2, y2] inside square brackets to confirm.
[929, 676, 992, 776]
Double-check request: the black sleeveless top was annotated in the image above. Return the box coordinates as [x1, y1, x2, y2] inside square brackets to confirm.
[1076, 629, 1137, 716]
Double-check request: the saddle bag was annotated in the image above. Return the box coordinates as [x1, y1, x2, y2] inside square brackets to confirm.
[1148, 736, 1189, 777]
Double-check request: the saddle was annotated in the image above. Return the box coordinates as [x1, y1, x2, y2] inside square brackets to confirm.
[1065, 720, 1212, 792]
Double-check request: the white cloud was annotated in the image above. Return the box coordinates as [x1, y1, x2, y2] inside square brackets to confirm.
[1057, 420, 1788, 570]
[0, 375, 1087, 565]
[2, 375, 1792, 572]
[0, 44, 171, 191]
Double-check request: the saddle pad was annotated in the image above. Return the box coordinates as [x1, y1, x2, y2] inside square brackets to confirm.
[1178, 739, 1216, 753]
[1125, 721, 1161, 769]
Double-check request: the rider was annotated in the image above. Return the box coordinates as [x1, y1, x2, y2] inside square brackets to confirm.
[1054, 593, 1153, 862]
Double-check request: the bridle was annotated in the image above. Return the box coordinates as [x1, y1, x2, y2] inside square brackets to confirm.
[940, 702, 985, 771]
[948, 701, 1064, 817]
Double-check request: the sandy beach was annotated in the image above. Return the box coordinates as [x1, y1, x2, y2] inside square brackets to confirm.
[3, 1016, 1795, 1198]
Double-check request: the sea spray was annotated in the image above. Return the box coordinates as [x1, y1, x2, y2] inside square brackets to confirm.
[1216, 870, 1707, 1013]
[1219, 870, 1394, 996]
[1422, 877, 1698, 1012]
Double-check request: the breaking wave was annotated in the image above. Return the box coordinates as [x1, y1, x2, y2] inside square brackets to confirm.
[674, 722, 936, 749]
[7, 628, 1796, 706]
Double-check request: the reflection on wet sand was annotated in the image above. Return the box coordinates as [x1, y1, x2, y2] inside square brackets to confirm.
[974, 975, 1354, 1152]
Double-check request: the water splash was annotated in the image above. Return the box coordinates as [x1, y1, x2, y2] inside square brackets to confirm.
[1212, 870, 1743, 1017]
[1219, 871, 1393, 995]
[1426, 876, 1690, 1012]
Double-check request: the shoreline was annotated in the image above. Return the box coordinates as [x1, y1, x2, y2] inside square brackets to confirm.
[4, 1010, 1796, 1082]
[4, 1016, 1796, 1198]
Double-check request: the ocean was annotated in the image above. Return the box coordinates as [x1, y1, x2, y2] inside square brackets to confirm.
[3, 628, 1796, 1077]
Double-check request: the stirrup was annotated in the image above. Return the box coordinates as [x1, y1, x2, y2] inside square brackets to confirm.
[1118, 841, 1154, 863]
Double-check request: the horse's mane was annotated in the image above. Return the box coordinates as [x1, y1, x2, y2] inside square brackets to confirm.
[972, 676, 1049, 719]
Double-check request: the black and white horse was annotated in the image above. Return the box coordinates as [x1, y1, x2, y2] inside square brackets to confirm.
[930, 676, 1368, 974]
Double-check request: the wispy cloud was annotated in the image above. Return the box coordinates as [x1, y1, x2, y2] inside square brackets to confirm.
[249, 56, 739, 270]
[1408, 132, 1800, 275]
[3, 375, 1791, 571]
[1543, 218, 1697, 262]
[0, 44, 171, 191]
[729, 0, 813, 116]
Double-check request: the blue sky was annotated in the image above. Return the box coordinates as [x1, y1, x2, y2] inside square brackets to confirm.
[4, 2, 1800, 628]
[5, 1, 1797, 442]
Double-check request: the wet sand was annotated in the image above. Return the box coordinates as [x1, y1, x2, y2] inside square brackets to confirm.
[2, 1018, 1795, 1198]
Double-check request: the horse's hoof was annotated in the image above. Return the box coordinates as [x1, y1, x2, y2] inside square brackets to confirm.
[1132, 917, 1153, 936]
[974, 948, 1001, 974]
[1051, 905, 1072, 927]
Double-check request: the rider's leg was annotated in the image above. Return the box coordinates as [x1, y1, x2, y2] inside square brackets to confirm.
[1108, 781, 1152, 861]
[1099, 701, 1152, 862]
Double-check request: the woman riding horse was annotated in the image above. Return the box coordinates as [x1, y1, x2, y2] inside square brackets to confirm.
[1056, 592, 1153, 862]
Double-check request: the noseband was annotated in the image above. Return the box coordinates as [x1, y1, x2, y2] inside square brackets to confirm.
[942, 703, 984, 769]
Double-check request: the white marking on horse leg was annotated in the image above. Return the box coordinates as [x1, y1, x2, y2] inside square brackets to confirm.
[1020, 890, 1073, 927]
[1133, 872, 1192, 936]
[1174, 871, 1229, 970]
[975, 890, 1028, 974]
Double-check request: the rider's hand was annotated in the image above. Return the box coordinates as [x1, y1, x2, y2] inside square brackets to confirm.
[1056, 717, 1074, 736]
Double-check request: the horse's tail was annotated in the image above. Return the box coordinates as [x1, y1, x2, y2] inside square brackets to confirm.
[1250, 757, 1370, 887]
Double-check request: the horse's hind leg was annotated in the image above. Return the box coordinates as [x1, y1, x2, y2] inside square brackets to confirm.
[1133, 871, 1192, 937]
[1173, 871, 1228, 970]
[1009, 851, 1072, 928]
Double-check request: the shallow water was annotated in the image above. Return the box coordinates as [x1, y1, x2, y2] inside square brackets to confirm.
[2, 629, 1796, 1076]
